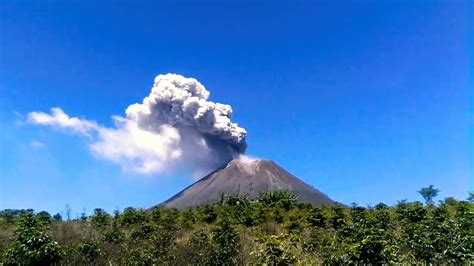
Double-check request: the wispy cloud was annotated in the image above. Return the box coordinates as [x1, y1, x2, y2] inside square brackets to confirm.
[28, 108, 99, 138]
[27, 108, 181, 174]
[30, 140, 46, 148]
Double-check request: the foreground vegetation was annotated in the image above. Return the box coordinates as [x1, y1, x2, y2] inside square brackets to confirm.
[1, 189, 473, 265]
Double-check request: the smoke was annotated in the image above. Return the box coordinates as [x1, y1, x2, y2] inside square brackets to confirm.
[236, 154, 259, 164]
[27, 74, 247, 175]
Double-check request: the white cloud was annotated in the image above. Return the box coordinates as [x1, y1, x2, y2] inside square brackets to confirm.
[90, 116, 182, 174]
[30, 140, 46, 148]
[27, 108, 182, 174]
[28, 108, 99, 138]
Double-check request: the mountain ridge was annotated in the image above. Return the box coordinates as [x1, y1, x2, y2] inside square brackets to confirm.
[162, 159, 335, 209]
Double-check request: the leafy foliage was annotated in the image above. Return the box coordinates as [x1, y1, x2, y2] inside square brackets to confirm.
[2, 212, 64, 265]
[90, 208, 112, 229]
[258, 190, 298, 210]
[254, 233, 299, 265]
[77, 240, 101, 262]
[1, 190, 473, 265]
[418, 185, 440, 205]
[209, 218, 241, 265]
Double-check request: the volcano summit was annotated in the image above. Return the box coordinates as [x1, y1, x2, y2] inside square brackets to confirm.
[162, 158, 335, 209]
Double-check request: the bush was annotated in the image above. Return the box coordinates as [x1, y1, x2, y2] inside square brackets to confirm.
[120, 247, 154, 265]
[253, 233, 299, 265]
[0, 190, 472, 264]
[209, 219, 241, 265]
[77, 240, 101, 262]
[35, 211, 52, 226]
[258, 190, 297, 210]
[120, 207, 148, 225]
[199, 205, 218, 224]
[2, 212, 64, 265]
[179, 230, 213, 264]
[90, 208, 112, 228]
[330, 204, 347, 229]
[103, 226, 125, 244]
[307, 207, 327, 228]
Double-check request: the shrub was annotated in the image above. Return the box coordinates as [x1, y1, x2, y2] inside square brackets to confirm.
[90, 208, 112, 228]
[35, 211, 52, 226]
[2, 212, 64, 265]
[307, 207, 327, 228]
[120, 247, 154, 265]
[330, 204, 347, 229]
[253, 233, 299, 265]
[179, 230, 213, 264]
[258, 190, 297, 210]
[77, 240, 101, 262]
[209, 219, 241, 265]
[120, 207, 148, 225]
[103, 226, 125, 244]
[199, 205, 218, 224]
[0, 190, 472, 264]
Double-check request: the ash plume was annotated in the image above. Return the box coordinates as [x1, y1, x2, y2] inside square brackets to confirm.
[27, 74, 247, 175]
[127, 74, 247, 153]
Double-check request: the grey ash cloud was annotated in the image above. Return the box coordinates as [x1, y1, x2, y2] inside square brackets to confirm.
[28, 74, 247, 175]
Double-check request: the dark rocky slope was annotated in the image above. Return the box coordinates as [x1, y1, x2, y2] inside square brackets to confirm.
[162, 159, 335, 209]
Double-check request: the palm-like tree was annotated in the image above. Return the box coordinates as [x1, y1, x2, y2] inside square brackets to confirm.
[418, 185, 439, 205]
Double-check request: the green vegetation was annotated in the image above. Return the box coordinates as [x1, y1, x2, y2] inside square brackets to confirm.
[0, 188, 473, 265]
[418, 185, 440, 205]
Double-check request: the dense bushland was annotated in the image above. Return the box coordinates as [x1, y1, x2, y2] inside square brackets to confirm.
[1, 189, 473, 265]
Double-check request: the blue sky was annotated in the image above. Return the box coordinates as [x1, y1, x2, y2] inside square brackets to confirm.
[0, 1, 471, 215]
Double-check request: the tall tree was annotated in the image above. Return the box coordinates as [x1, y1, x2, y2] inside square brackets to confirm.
[418, 185, 439, 205]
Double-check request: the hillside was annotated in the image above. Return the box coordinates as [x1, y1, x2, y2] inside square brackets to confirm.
[163, 159, 334, 209]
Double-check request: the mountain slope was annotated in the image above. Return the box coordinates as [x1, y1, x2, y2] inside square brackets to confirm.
[162, 159, 335, 209]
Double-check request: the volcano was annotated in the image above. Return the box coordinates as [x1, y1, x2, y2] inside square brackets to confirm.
[162, 159, 335, 209]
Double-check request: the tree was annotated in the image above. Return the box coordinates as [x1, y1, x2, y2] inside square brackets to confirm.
[65, 204, 72, 221]
[53, 213, 62, 221]
[0, 209, 22, 224]
[209, 219, 241, 265]
[120, 207, 147, 225]
[418, 185, 439, 205]
[80, 208, 88, 221]
[90, 208, 112, 228]
[1, 190, 472, 264]
[3, 212, 64, 264]
[468, 192, 474, 203]
[36, 211, 52, 226]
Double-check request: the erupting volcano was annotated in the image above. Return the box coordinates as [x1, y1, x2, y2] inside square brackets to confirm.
[163, 158, 335, 209]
